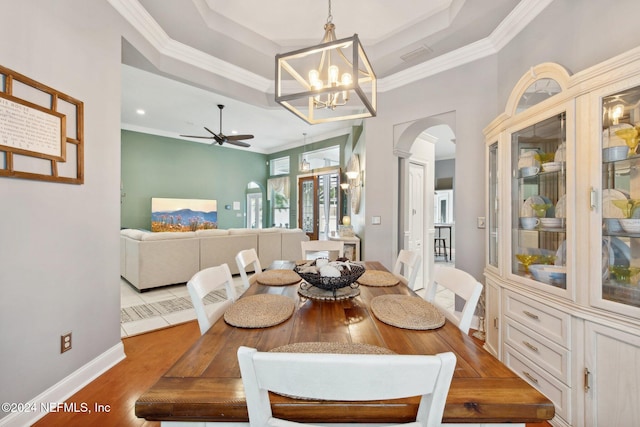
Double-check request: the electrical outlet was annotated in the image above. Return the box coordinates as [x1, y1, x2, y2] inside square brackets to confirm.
[61, 332, 72, 353]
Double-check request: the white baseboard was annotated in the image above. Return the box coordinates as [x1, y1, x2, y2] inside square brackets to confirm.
[0, 341, 125, 427]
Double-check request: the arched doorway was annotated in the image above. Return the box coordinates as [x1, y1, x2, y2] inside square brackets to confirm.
[393, 112, 456, 291]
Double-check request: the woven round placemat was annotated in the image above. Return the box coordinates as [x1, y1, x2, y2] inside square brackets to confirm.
[270, 341, 395, 355]
[370, 295, 445, 330]
[298, 283, 360, 300]
[255, 269, 301, 286]
[224, 294, 295, 328]
[357, 270, 399, 287]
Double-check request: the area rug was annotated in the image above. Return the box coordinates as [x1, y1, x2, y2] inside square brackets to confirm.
[121, 287, 242, 323]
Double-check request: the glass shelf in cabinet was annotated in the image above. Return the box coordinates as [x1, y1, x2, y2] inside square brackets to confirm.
[604, 230, 640, 238]
[539, 168, 565, 176]
[602, 154, 640, 167]
[603, 280, 640, 309]
[538, 227, 566, 233]
[517, 170, 564, 182]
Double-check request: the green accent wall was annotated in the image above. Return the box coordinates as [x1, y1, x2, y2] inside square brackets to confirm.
[121, 130, 268, 230]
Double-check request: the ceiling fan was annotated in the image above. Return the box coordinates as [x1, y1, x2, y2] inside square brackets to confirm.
[180, 104, 254, 147]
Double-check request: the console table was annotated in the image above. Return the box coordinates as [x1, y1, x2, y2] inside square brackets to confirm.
[328, 234, 360, 261]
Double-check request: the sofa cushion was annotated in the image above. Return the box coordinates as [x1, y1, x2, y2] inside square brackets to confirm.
[228, 228, 260, 235]
[195, 229, 230, 237]
[120, 229, 148, 240]
[282, 228, 304, 233]
[258, 228, 280, 234]
[200, 234, 258, 274]
[140, 231, 197, 241]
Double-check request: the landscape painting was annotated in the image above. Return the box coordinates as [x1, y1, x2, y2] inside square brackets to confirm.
[151, 198, 217, 232]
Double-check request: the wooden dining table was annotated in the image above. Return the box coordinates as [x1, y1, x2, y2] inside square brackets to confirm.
[135, 261, 554, 425]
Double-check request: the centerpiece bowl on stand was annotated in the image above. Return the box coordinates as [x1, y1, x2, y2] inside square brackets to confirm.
[294, 260, 365, 300]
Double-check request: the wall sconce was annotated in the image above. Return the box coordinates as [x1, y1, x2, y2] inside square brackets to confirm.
[345, 154, 362, 214]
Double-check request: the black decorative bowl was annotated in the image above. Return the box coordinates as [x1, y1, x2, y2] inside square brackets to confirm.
[294, 264, 365, 291]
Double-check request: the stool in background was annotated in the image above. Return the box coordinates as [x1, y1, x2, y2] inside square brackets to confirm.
[434, 237, 448, 261]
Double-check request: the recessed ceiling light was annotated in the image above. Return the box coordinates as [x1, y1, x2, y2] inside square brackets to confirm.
[136, 109, 145, 115]
[231, 130, 238, 134]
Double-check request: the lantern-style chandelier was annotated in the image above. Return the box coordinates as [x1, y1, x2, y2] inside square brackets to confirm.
[275, 0, 376, 125]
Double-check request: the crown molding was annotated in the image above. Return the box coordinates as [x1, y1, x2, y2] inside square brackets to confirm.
[378, 37, 498, 92]
[110, 0, 554, 95]
[109, 0, 272, 92]
[490, 0, 555, 51]
[378, 0, 555, 92]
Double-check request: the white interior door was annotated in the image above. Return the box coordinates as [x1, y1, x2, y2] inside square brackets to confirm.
[408, 162, 425, 290]
[247, 193, 262, 228]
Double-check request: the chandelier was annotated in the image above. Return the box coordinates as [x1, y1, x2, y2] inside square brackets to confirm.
[275, 0, 376, 124]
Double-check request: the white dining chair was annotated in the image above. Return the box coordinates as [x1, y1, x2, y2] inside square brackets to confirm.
[237, 346, 456, 427]
[187, 263, 238, 335]
[300, 239, 344, 260]
[393, 249, 422, 290]
[235, 248, 262, 290]
[425, 265, 483, 334]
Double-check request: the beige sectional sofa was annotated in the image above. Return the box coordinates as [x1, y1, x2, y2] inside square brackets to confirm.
[120, 227, 308, 291]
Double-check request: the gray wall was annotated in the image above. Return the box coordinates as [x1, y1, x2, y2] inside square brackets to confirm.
[497, 0, 640, 109]
[363, 55, 498, 279]
[0, 0, 123, 420]
[121, 130, 268, 230]
[435, 159, 455, 190]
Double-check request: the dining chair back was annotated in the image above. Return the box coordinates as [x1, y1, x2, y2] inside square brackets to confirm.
[393, 249, 422, 290]
[425, 265, 483, 334]
[300, 239, 344, 260]
[235, 248, 262, 290]
[238, 346, 456, 427]
[187, 263, 237, 335]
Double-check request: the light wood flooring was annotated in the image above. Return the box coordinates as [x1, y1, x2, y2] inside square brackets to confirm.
[34, 318, 552, 427]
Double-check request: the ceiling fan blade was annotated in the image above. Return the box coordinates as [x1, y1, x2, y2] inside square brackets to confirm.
[180, 134, 215, 139]
[204, 127, 218, 136]
[226, 134, 254, 141]
[225, 139, 251, 148]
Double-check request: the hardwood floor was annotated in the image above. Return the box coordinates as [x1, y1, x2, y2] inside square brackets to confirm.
[33, 321, 201, 427]
[34, 320, 552, 427]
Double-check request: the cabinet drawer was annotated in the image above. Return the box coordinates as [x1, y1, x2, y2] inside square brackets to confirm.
[504, 317, 570, 385]
[504, 290, 571, 347]
[504, 345, 571, 423]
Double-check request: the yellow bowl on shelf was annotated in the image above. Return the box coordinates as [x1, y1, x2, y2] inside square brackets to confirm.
[611, 199, 640, 218]
[515, 254, 540, 273]
[608, 265, 640, 284]
[536, 152, 555, 163]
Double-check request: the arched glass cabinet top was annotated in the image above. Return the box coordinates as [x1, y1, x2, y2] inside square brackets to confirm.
[516, 78, 562, 113]
[504, 63, 570, 118]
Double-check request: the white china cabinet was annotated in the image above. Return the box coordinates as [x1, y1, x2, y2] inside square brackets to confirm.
[484, 47, 640, 427]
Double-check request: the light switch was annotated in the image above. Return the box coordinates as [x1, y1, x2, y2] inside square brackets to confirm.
[477, 217, 486, 229]
[371, 216, 381, 225]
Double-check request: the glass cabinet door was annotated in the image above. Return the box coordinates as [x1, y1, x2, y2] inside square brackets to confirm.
[488, 142, 499, 268]
[511, 113, 567, 289]
[601, 85, 640, 310]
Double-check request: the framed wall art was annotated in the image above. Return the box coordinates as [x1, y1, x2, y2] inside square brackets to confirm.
[0, 65, 84, 184]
